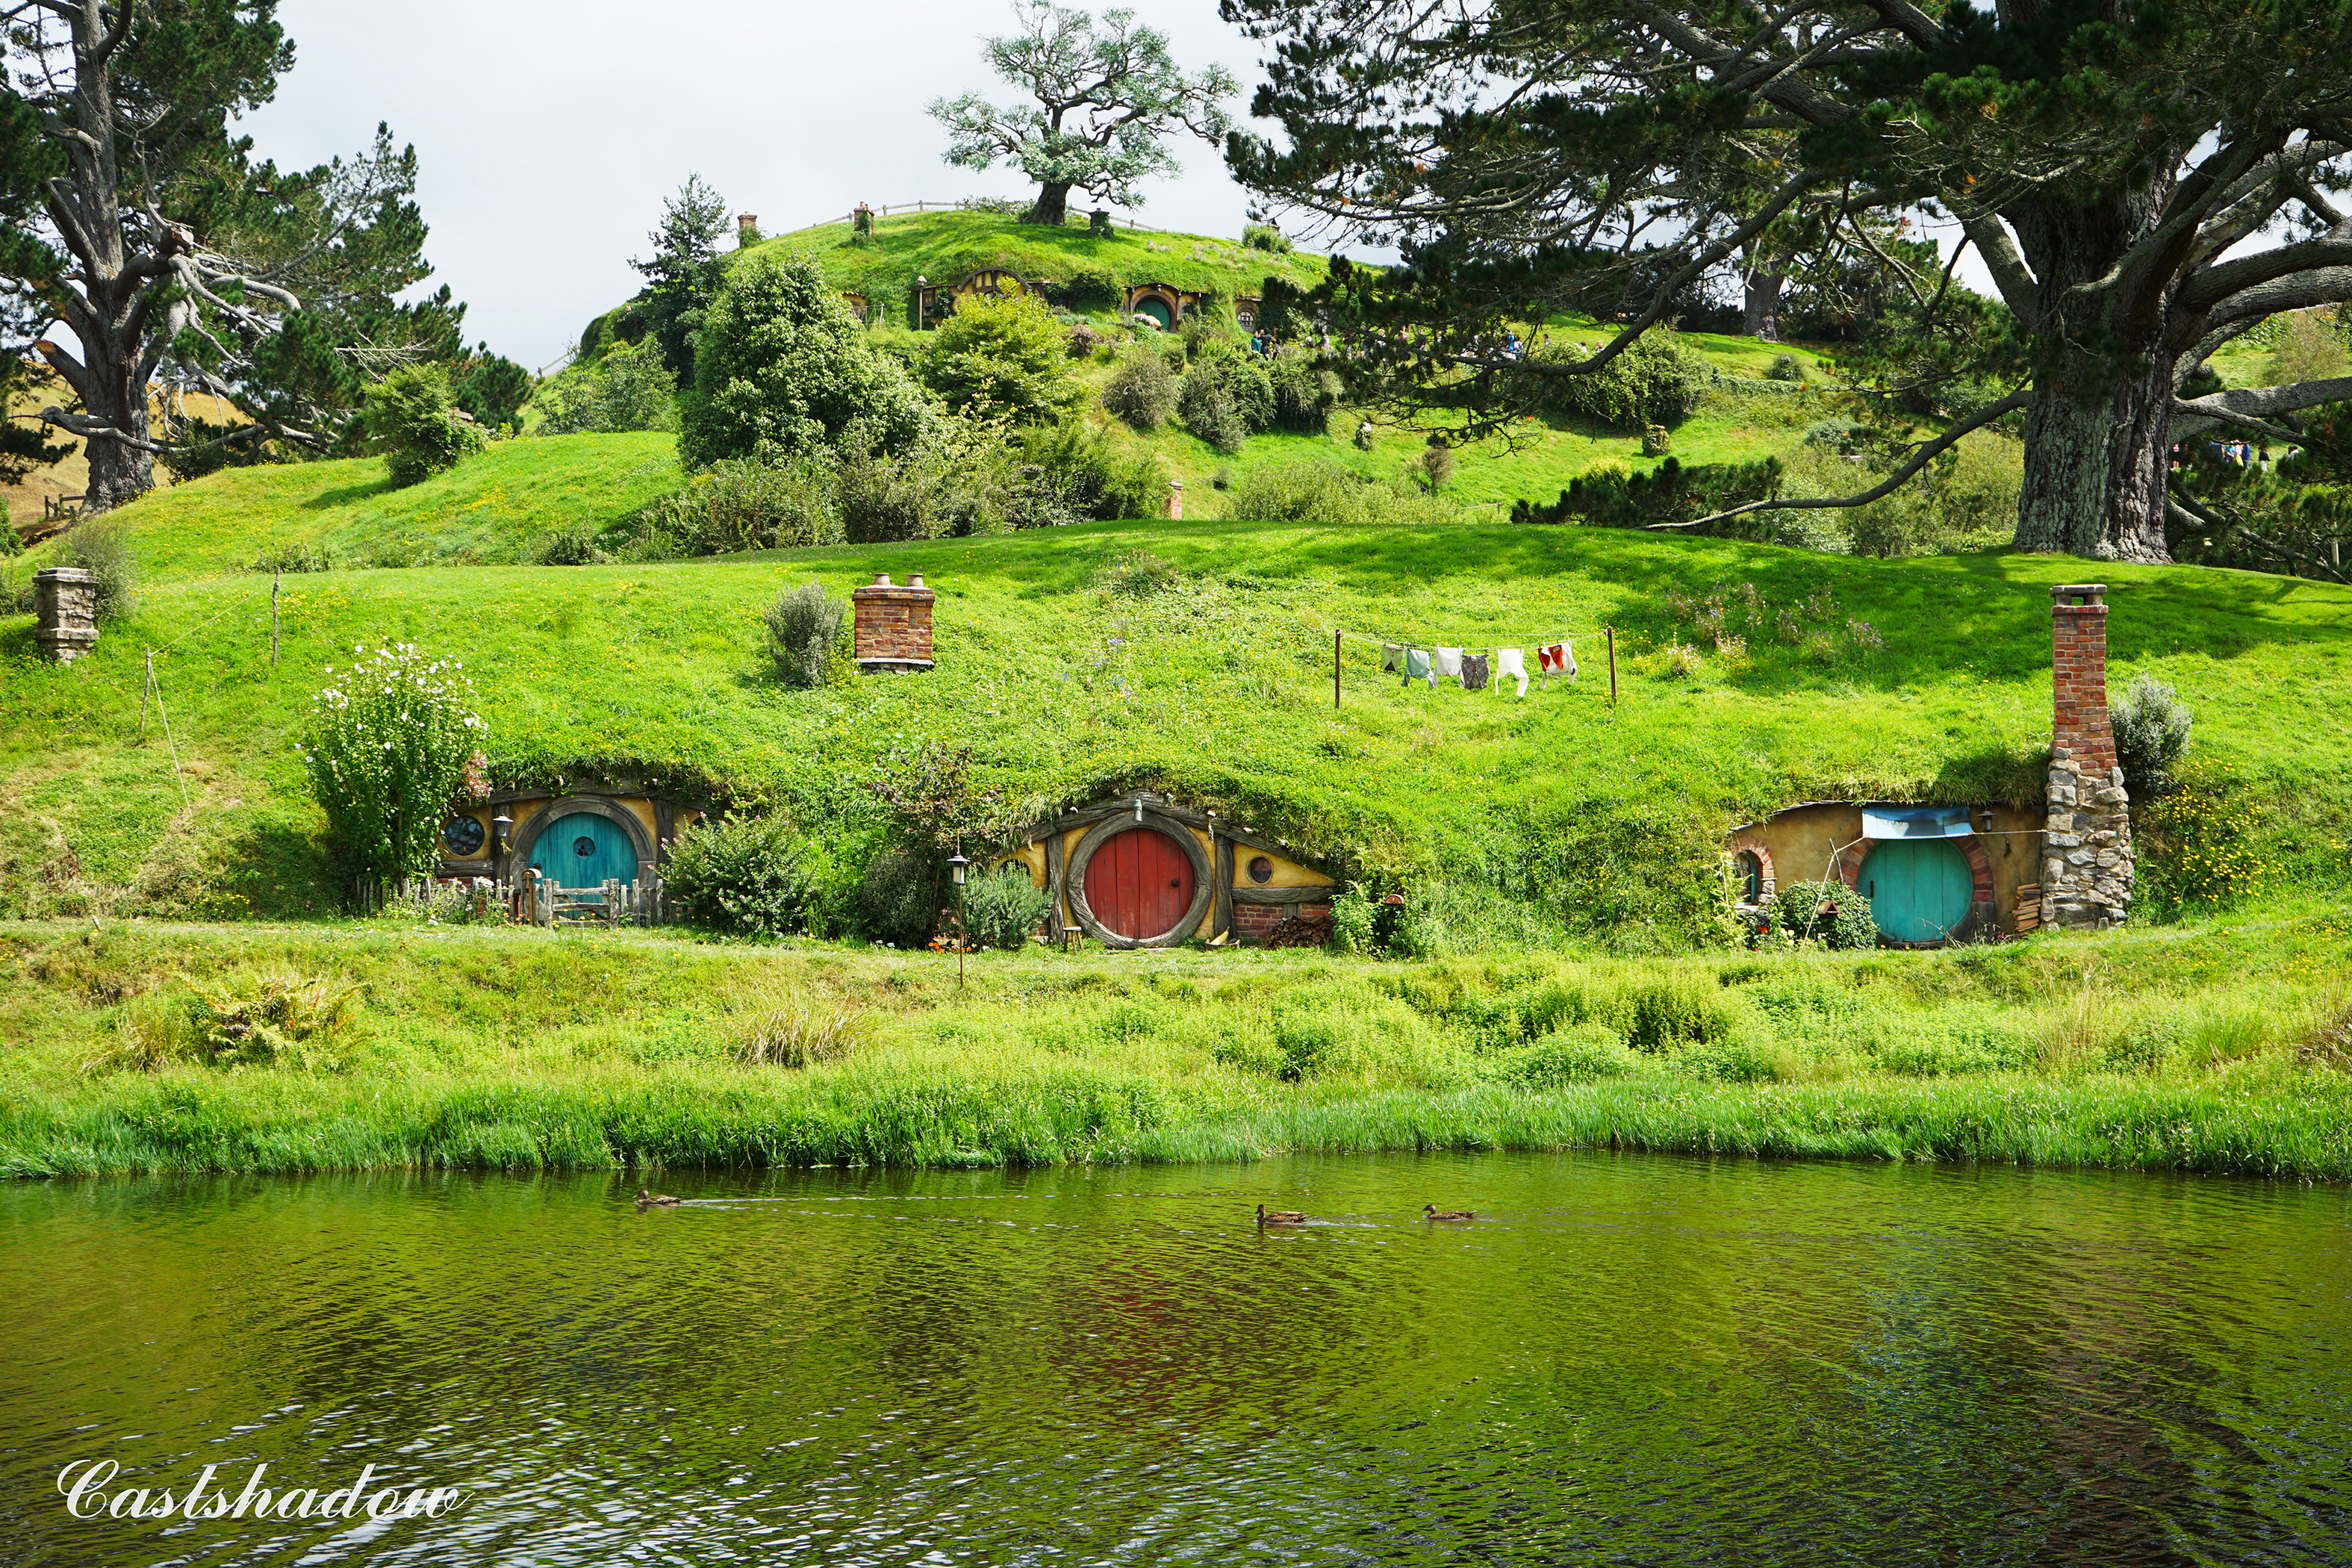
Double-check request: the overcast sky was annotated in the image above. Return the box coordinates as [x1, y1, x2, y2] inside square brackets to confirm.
[240, 0, 1291, 370]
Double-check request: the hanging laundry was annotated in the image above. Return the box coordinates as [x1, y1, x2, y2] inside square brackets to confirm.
[1403, 647, 1434, 688]
[1538, 641, 1577, 688]
[1461, 653, 1490, 692]
[1434, 647, 1464, 685]
[1493, 647, 1529, 697]
[1381, 642, 1404, 673]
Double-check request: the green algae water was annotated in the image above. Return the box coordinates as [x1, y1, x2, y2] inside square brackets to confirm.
[4, 1152, 2348, 1567]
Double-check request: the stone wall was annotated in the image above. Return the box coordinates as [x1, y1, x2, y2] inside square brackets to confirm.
[2042, 585, 2132, 929]
[850, 572, 936, 672]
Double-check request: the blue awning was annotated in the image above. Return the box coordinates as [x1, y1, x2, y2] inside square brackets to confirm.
[1861, 806, 1973, 840]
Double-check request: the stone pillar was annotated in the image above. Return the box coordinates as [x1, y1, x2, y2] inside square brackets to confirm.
[850, 571, 936, 673]
[1168, 480, 1183, 521]
[34, 566, 99, 664]
[2042, 584, 2132, 930]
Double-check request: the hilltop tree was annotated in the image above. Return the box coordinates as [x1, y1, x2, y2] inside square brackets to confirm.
[1, 3, 473, 511]
[629, 173, 729, 379]
[1224, 0, 2352, 562]
[929, 2, 1236, 227]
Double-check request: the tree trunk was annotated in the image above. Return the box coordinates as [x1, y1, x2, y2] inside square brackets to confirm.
[1023, 183, 1072, 226]
[1743, 268, 1784, 341]
[2008, 187, 2180, 562]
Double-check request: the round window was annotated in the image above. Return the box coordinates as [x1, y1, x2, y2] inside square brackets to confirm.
[441, 814, 485, 856]
[1247, 856, 1275, 884]
[573, 836, 597, 857]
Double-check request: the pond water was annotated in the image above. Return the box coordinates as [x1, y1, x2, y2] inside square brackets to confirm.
[4, 1153, 2348, 1567]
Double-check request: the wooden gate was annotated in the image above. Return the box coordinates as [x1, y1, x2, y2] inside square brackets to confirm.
[1081, 826, 1196, 941]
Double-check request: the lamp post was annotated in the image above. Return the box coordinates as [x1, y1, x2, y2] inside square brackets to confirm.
[948, 853, 970, 991]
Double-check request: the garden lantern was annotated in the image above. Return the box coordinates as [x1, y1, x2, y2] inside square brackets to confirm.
[948, 853, 970, 990]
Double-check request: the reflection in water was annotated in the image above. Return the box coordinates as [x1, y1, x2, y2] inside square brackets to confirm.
[2, 1154, 2348, 1566]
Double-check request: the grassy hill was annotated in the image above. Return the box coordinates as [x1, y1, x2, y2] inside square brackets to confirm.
[5, 459, 2349, 927]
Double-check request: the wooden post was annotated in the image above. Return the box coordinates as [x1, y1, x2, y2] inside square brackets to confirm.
[270, 567, 280, 667]
[1333, 629, 1341, 711]
[140, 648, 152, 732]
[1606, 624, 1618, 706]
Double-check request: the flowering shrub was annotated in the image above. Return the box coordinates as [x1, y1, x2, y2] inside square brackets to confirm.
[300, 644, 487, 909]
[2137, 778, 2277, 915]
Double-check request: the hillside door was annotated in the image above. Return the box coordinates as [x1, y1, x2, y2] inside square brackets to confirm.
[530, 812, 639, 890]
[1861, 839, 1972, 944]
[1083, 827, 1195, 941]
[1132, 296, 1175, 329]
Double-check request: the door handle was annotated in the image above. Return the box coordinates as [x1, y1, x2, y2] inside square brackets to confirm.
[1169, 878, 1182, 889]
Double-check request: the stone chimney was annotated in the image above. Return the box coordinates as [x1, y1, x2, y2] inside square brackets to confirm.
[34, 565, 99, 664]
[2041, 585, 2132, 930]
[850, 572, 936, 673]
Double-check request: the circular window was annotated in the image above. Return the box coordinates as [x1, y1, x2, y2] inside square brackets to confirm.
[441, 814, 485, 856]
[573, 836, 597, 858]
[1247, 856, 1275, 884]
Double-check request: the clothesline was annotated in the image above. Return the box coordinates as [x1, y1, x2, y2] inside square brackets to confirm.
[1336, 626, 1614, 652]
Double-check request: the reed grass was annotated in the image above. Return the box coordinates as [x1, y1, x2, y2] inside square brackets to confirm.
[4, 914, 2348, 1180]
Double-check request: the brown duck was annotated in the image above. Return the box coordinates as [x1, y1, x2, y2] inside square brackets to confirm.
[635, 1188, 682, 1208]
[1256, 1204, 1307, 1225]
[1423, 1204, 1475, 1221]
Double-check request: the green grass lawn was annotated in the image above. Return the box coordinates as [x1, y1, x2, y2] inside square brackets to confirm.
[4, 912, 2348, 1178]
[7, 482, 2351, 922]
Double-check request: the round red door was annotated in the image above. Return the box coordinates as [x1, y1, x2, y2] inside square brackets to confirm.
[1083, 827, 1195, 940]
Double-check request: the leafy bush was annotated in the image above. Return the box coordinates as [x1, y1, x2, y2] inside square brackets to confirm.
[859, 847, 939, 946]
[1497, 1021, 1635, 1082]
[680, 252, 935, 467]
[765, 579, 846, 687]
[1017, 420, 1161, 521]
[1511, 456, 1784, 535]
[918, 292, 1085, 425]
[962, 865, 1054, 949]
[1528, 326, 1711, 430]
[664, 814, 809, 937]
[49, 515, 139, 620]
[1057, 263, 1120, 311]
[1266, 351, 1339, 433]
[1101, 350, 1179, 431]
[1772, 879, 1877, 948]
[836, 423, 1008, 542]
[299, 644, 487, 909]
[1242, 220, 1292, 254]
[1765, 352, 1806, 382]
[734, 1001, 876, 1067]
[250, 540, 335, 574]
[2111, 672, 2193, 796]
[1180, 355, 1275, 452]
[361, 364, 488, 488]
[533, 523, 606, 565]
[532, 339, 678, 435]
[1223, 458, 1454, 527]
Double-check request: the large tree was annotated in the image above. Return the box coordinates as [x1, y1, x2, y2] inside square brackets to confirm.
[1223, 0, 2352, 561]
[930, 2, 1237, 227]
[628, 172, 729, 379]
[2, 0, 469, 511]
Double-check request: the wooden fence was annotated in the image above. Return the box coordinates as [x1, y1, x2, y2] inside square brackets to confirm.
[811, 198, 1172, 235]
[401, 870, 671, 929]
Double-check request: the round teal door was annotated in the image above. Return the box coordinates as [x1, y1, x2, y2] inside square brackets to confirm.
[1860, 839, 1972, 944]
[529, 812, 639, 889]
[1133, 296, 1174, 329]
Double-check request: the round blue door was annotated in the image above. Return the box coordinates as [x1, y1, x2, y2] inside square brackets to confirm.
[1861, 839, 1971, 944]
[529, 812, 639, 889]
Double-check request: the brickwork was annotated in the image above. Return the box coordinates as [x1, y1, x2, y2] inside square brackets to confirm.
[34, 566, 99, 664]
[850, 572, 936, 672]
[2043, 585, 2132, 929]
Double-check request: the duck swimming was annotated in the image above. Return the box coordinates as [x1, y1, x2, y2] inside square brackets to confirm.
[1256, 1204, 1307, 1225]
[635, 1188, 682, 1208]
[1423, 1204, 1475, 1221]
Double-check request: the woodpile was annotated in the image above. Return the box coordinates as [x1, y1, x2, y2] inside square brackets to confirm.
[2012, 883, 2044, 934]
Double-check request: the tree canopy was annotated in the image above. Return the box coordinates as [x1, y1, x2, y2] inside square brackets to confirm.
[1223, 0, 2352, 561]
[629, 173, 729, 379]
[930, 2, 1237, 226]
[1, 1, 503, 510]
[678, 253, 934, 469]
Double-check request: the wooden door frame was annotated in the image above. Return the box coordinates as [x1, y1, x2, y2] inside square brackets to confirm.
[1065, 811, 1213, 949]
[503, 795, 654, 887]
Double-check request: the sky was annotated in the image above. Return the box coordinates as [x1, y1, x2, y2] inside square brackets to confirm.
[239, 0, 1295, 371]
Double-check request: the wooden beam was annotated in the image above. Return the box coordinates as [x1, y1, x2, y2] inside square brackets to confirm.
[1231, 885, 1338, 905]
[1213, 832, 1233, 939]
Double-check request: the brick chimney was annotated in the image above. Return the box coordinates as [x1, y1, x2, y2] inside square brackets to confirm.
[2041, 585, 2132, 930]
[850, 572, 936, 673]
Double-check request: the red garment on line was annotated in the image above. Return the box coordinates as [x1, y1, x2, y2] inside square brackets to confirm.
[1538, 642, 1571, 673]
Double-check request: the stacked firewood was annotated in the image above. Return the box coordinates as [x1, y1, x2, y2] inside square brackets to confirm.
[2012, 884, 2044, 934]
